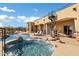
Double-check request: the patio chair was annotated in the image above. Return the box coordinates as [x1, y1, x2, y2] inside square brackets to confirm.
[34, 30, 44, 36]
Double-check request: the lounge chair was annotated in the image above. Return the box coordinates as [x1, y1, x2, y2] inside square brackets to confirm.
[34, 31, 44, 36]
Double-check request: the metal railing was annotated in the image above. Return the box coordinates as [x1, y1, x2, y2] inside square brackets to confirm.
[0, 28, 6, 56]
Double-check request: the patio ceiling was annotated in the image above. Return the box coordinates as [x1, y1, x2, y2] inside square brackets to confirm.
[56, 17, 77, 22]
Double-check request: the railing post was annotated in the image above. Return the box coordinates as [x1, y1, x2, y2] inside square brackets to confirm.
[2, 28, 4, 56]
[4, 28, 6, 56]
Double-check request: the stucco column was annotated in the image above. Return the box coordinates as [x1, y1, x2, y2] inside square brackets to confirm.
[28, 24, 31, 33]
[45, 24, 48, 35]
[74, 18, 79, 38]
[38, 25, 41, 31]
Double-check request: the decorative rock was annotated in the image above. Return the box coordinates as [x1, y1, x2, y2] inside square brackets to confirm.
[16, 36, 23, 43]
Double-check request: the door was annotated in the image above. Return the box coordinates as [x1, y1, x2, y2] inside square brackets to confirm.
[64, 26, 70, 35]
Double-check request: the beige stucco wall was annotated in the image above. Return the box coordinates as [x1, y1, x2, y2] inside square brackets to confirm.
[74, 16, 79, 32]
[28, 22, 35, 33]
[57, 4, 79, 33]
[34, 16, 51, 25]
[56, 19, 75, 33]
[57, 4, 78, 20]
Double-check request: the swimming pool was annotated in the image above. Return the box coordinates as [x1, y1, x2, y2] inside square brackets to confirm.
[0, 34, 54, 56]
[5, 39, 54, 56]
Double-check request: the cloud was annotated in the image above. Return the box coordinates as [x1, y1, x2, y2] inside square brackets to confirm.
[0, 15, 15, 22]
[0, 14, 40, 27]
[16, 16, 27, 22]
[8, 16, 15, 20]
[27, 16, 40, 22]
[0, 15, 40, 23]
[0, 6, 15, 12]
[0, 23, 3, 27]
[0, 15, 7, 20]
[33, 8, 39, 12]
[17, 16, 40, 22]
[17, 16, 27, 20]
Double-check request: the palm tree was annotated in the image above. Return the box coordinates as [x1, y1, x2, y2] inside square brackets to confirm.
[48, 11, 57, 38]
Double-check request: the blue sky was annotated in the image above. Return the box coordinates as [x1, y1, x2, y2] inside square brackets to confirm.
[0, 3, 74, 27]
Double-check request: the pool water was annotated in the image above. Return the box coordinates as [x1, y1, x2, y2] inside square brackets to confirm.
[0, 34, 30, 41]
[6, 34, 30, 41]
[0, 34, 54, 56]
[5, 40, 54, 56]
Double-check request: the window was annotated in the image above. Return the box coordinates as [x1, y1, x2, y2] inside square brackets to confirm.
[73, 7, 77, 12]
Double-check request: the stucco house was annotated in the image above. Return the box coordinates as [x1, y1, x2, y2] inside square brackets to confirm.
[27, 4, 79, 37]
